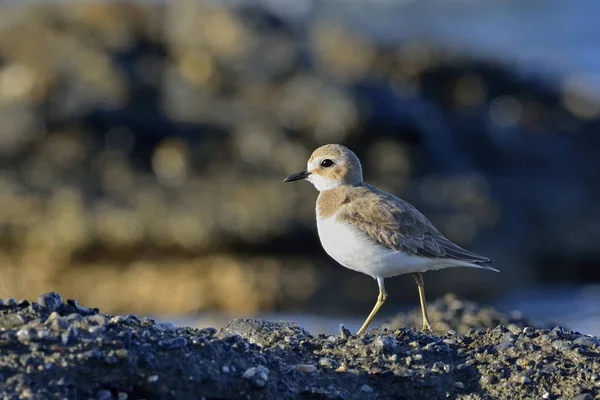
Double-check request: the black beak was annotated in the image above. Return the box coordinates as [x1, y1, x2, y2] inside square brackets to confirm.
[283, 170, 311, 182]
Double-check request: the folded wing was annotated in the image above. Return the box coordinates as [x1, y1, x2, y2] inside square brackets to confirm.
[339, 184, 494, 267]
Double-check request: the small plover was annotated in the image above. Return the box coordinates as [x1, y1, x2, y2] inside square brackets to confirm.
[284, 144, 497, 334]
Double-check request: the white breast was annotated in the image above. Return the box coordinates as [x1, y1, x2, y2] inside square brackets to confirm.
[316, 214, 461, 278]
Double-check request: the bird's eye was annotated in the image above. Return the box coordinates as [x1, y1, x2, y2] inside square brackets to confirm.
[321, 159, 334, 168]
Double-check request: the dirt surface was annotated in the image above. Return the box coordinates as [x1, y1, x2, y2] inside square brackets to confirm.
[0, 293, 598, 399]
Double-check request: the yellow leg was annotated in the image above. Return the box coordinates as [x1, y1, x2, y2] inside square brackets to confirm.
[357, 278, 387, 334]
[412, 272, 432, 331]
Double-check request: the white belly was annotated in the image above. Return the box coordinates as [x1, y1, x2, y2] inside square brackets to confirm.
[316, 214, 461, 278]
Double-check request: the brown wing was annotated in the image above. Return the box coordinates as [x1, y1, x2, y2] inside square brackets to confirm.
[339, 184, 492, 264]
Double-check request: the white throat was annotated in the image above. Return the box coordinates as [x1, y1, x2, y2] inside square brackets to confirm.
[307, 174, 341, 192]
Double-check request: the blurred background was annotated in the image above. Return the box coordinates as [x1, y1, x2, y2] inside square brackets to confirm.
[0, 0, 599, 334]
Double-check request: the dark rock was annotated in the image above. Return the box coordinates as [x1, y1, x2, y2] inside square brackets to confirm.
[0, 313, 26, 329]
[243, 366, 269, 388]
[96, 390, 113, 400]
[573, 336, 600, 347]
[37, 292, 63, 311]
[339, 325, 352, 340]
[158, 337, 188, 349]
[572, 394, 592, 400]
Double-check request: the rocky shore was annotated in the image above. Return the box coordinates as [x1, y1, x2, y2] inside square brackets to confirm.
[0, 292, 598, 399]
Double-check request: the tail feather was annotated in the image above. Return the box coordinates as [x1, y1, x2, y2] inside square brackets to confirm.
[437, 237, 498, 272]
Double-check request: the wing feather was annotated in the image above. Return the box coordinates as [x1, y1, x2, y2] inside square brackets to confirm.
[339, 184, 493, 266]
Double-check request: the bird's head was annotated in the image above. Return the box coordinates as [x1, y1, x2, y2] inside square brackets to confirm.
[283, 144, 363, 191]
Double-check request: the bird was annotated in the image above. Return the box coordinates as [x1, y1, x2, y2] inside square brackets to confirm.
[283, 144, 497, 334]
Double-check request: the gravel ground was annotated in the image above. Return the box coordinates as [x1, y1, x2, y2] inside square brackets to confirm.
[0, 293, 599, 399]
[382, 293, 558, 334]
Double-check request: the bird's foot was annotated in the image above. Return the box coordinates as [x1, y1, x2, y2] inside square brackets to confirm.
[421, 323, 434, 335]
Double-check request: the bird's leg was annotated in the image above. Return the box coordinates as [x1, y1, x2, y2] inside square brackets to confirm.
[412, 272, 432, 332]
[357, 278, 387, 334]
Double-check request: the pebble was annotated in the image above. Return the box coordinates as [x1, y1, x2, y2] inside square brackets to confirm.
[37, 292, 63, 311]
[295, 364, 317, 373]
[496, 342, 515, 352]
[0, 313, 26, 329]
[572, 394, 592, 400]
[551, 340, 572, 351]
[159, 337, 188, 349]
[114, 349, 128, 359]
[96, 389, 113, 400]
[339, 325, 351, 339]
[319, 358, 339, 368]
[360, 384, 373, 393]
[243, 366, 269, 388]
[573, 336, 599, 347]
[61, 326, 78, 345]
[373, 335, 397, 352]
[513, 372, 531, 384]
[86, 314, 109, 327]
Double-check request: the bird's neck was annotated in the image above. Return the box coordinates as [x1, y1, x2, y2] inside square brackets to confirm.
[316, 185, 353, 219]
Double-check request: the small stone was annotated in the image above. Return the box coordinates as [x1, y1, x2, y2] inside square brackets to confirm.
[502, 333, 517, 343]
[0, 313, 26, 329]
[482, 374, 498, 385]
[154, 322, 175, 331]
[374, 335, 397, 352]
[455, 382, 464, 389]
[86, 314, 109, 327]
[104, 353, 118, 365]
[117, 393, 128, 400]
[61, 326, 78, 345]
[6, 298, 17, 306]
[147, 375, 159, 383]
[339, 324, 351, 339]
[221, 366, 230, 373]
[295, 364, 317, 373]
[37, 292, 63, 311]
[513, 372, 531, 384]
[574, 336, 600, 347]
[541, 392, 551, 400]
[96, 390, 113, 400]
[50, 318, 69, 332]
[243, 366, 269, 388]
[551, 340, 572, 351]
[571, 394, 592, 400]
[114, 349, 128, 359]
[496, 342, 515, 351]
[360, 384, 373, 393]
[159, 337, 188, 349]
[198, 327, 217, 336]
[89, 326, 105, 334]
[16, 328, 35, 342]
[541, 365, 558, 375]
[319, 357, 339, 368]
